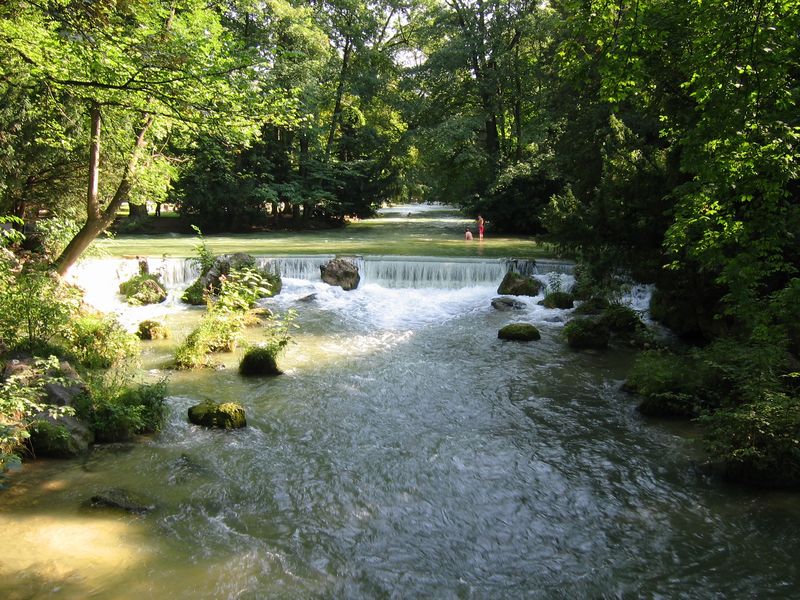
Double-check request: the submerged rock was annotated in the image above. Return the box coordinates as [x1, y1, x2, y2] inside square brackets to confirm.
[497, 271, 542, 296]
[188, 400, 247, 429]
[491, 296, 526, 311]
[498, 323, 541, 341]
[86, 488, 155, 514]
[320, 258, 360, 290]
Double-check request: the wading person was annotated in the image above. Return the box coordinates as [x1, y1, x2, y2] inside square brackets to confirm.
[477, 214, 485, 240]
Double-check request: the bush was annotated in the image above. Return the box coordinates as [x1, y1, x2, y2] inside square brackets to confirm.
[0, 265, 81, 352]
[0, 356, 74, 470]
[701, 392, 800, 488]
[64, 314, 140, 369]
[76, 373, 168, 443]
[564, 318, 610, 349]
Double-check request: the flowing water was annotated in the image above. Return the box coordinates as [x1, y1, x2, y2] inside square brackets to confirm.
[3, 215, 800, 598]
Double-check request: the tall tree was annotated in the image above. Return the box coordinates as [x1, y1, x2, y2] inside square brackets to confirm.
[0, 0, 286, 273]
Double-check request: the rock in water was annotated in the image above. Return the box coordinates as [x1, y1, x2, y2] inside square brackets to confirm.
[320, 258, 360, 290]
[188, 400, 247, 429]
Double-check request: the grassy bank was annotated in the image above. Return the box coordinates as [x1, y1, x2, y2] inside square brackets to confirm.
[95, 215, 555, 259]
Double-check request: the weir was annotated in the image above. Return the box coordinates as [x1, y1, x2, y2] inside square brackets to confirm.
[68, 255, 575, 293]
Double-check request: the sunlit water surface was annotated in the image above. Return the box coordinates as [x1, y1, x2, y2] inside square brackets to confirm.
[3, 215, 800, 598]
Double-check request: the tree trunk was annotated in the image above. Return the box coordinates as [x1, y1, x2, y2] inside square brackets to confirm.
[55, 107, 153, 275]
[324, 35, 352, 162]
[128, 202, 149, 218]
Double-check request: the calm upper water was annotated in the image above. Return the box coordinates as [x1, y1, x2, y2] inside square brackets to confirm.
[2, 209, 799, 599]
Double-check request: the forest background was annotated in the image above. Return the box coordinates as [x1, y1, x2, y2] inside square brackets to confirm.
[0, 0, 799, 486]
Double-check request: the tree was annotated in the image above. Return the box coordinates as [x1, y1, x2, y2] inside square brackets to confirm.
[0, 0, 290, 274]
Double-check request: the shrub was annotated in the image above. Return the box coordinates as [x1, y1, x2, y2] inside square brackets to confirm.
[64, 314, 140, 369]
[564, 318, 610, 349]
[0, 265, 81, 352]
[0, 356, 73, 470]
[76, 372, 168, 442]
[701, 392, 800, 488]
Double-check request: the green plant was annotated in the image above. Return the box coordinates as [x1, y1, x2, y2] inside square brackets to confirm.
[119, 273, 167, 305]
[0, 215, 24, 247]
[77, 369, 168, 442]
[0, 265, 82, 352]
[189, 224, 215, 274]
[64, 314, 140, 369]
[0, 356, 73, 470]
[700, 392, 800, 487]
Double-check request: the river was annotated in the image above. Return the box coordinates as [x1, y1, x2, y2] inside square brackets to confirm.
[2, 211, 800, 599]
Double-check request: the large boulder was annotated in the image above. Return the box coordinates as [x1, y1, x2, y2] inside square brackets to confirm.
[320, 258, 360, 291]
[29, 413, 94, 458]
[498, 323, 541, 341]
[497, 271, 542, 296]
[188, 400, 247, 429]
[491, 296, 526, 311]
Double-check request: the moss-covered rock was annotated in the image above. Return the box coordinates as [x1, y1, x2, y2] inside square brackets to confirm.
[540, 291, 575, 309]
[564, 318, 610, 350]
[188, 400, 247, 429]
[137, 320, 170, 340]
[497, 271, 542, 296]
[239, 346, 282, 376]
[498, 323, 541, 341]
[119, 274, 167, 305]
[29, 414, 93, 458]
[600, 304, 650, 347]
[181, 278, 206, 305]
[491, 296, 526, 311]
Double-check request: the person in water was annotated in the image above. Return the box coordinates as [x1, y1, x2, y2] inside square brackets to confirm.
[477, 214, 485, 240]
[465, 228, 473, 240]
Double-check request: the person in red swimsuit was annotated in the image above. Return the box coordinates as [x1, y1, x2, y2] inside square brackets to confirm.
[477, 214, 485, 240]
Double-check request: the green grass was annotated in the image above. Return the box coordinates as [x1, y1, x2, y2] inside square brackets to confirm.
[94, 214, 556, 259]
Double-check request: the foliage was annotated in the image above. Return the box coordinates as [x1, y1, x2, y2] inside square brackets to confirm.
[63, 314, 140, 370]
[189, 225, 216, 275]
[0, 216, 24, 247]
[700, 393, 800, 488]
[239, 345, 282, 376]
[563, 318, 610, 350]
[0, 356, 73, 471]
[0, 265, 82, 352]
[76, 370, 168, 443]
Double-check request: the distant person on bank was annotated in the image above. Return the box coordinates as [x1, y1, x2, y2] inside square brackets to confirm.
[477, 215, 485, 240]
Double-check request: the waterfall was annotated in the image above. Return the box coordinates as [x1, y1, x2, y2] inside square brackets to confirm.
[66, 255, 578, 306]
